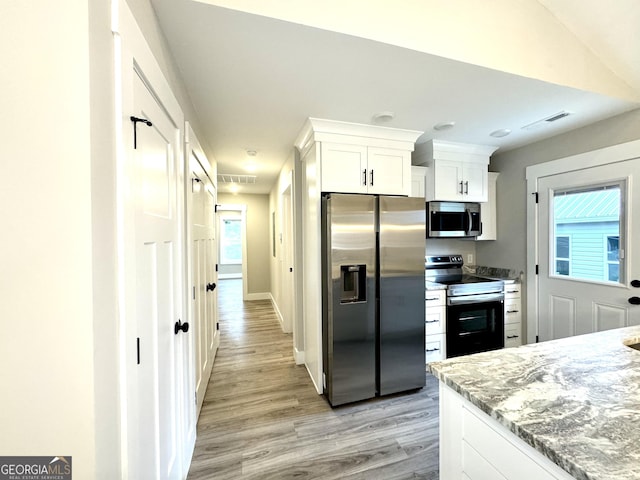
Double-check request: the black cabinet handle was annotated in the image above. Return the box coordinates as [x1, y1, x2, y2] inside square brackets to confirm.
[174, 319, 189, 335]
[206, 282, 216, 292]
[631, 280, 640, 288]
[628, 297, 640, 305]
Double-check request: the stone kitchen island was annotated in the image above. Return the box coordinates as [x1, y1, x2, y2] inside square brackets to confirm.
[428, 325, 640, 480]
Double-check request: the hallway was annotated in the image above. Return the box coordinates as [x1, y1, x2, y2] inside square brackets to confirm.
[187, 279, 440, 479]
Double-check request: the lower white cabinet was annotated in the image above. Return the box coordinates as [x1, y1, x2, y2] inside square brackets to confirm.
[440, 383, 575, 480]
[425, 289, 446, 362]
[504, 283, 522, 348]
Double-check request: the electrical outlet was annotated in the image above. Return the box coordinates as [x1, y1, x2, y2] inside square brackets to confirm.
[467, 254, 474, 264]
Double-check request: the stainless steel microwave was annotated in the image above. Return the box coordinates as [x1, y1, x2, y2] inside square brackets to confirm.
[427, 201, 481, 238]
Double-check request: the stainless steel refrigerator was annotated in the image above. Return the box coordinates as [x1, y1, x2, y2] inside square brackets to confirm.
[322, 193, 426, 406]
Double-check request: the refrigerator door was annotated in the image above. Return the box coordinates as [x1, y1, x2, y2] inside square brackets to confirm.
[322, 194, 376, 406]
[378, 196, 426, 395]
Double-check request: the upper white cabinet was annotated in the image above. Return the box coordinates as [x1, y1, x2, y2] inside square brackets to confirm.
[297, 118, 423, 197]
[413, 140, 499, 202]
[321, 143, 411, 195]
[476, 172, 499, 241]
[410, 166, 427, 199]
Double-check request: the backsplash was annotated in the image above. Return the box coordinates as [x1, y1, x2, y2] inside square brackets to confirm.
[425, 238, 476, 263]
[465, 264, 522, 281]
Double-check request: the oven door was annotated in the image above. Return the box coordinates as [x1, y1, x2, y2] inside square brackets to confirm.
[446, 293, 504, 358]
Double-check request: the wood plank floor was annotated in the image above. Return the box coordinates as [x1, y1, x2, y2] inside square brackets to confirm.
[187, 279, 440, 479]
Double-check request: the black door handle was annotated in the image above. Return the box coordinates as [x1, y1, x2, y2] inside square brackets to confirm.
[628, 297, 640, 305]
[206, 282, 216, 292]
[174, 319, 189, 334]
[631, 280, 640, 288]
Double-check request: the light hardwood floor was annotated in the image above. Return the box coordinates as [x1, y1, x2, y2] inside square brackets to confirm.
[187, 279, 440, 479]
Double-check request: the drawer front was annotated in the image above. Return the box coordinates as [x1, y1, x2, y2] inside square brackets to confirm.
[504, 283, 521, 299]
[425, 333, 446, 362]
[505, 323, 522, 348]
[504, 300, 521, 324]
[425, 306, 446, 335]
[425, 289, 446, 308]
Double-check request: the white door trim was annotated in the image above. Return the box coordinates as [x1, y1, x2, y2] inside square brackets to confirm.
[526, 139, 640, 344]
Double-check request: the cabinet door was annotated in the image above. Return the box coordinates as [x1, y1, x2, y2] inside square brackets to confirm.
[367, 147, 410, 195]
[321, 142, 368, 193]
[462, 162, 488, 202]
[411, 166, 427, 199]
[432, 159, 464, 200]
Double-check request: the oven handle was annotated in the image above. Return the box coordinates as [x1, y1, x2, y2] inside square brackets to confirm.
[447, 293, 504, 306]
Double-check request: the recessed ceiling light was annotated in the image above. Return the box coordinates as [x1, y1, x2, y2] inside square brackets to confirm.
[433, 121, 456, 131]
[372, 111, 395, 123]
[490, 128, 511, 138]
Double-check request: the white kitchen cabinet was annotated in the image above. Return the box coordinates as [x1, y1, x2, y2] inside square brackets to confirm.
[321, 143, 410, 195]
[425, 289, 446, 361]
[439, 383, 575, 480]
[504, 283, 522, 348]
[320, 143, 368, 194]
[367, 147, 410, 195]
[476, 172, 499, 241]
[430, 158, 488, 201]
[410, 165, 427, 199]
[297, 119, 422, 197]
[413, 140, 499, 203]
[440, 381, 573, 480]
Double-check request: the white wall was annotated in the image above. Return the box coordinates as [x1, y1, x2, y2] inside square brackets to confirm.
[0, 2, 97, 477]
[476, 107, 640, 339]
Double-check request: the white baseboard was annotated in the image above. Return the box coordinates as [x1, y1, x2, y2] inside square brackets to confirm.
[269, 293, 285, 330]
[244, 292, 270, 301]
[294, 347, 305, 365]
[218, 273, 242, 279]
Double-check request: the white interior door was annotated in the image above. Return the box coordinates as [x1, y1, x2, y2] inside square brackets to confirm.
[130, 71, 183, 480]
[537, 160, 640, 341]
[190, 156, 218, 415]
[280, 185, 294, 333]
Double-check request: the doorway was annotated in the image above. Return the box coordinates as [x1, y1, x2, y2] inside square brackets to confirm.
[217, 204, 248, 297]
[527, 140, 640, 343]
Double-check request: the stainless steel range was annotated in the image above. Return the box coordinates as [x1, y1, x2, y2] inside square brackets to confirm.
[426, 255, 504, 358]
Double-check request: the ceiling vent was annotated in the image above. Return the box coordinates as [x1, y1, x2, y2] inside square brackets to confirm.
[217, 174, 257, 184]
[521, 111, 572, 131]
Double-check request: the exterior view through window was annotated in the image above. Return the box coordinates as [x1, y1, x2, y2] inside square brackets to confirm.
[220, 217, 242, 264]
[553, 184, 622, 283]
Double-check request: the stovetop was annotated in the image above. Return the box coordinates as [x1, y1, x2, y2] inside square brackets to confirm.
[425, 254, 504, 296]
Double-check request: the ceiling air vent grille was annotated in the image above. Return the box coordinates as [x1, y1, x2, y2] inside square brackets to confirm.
[522, 110, 572, 131]
[217, 174, 257, 184]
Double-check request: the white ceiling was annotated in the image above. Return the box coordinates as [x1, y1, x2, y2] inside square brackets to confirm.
[150, 0, 640, 194]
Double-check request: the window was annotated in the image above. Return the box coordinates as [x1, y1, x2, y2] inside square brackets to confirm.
[552, 183, 622, 283]
[606, 236, 620, 282]
[555, 235, 570, 276]
[220, 217, 242, 264]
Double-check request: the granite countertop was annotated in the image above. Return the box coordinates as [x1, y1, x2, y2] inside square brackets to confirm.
[428, 326, 640, 480]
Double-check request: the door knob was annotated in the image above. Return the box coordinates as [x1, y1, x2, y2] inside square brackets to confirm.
[174, 319, 189, 335]
[631, 280, 640, 288]
[628, 297, 640, 305]
[206, 282, 216, 292]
